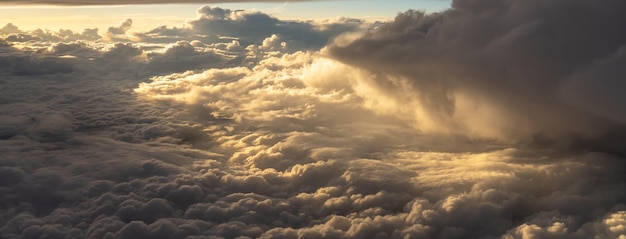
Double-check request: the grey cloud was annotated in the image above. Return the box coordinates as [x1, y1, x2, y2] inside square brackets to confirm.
[143, 25, 191, 37]
[135, 25, 225, 45]
[4, 33, 41, 42]
[41, 28, 101, 41]
[327, 0, 626, 152]
[145, 40, 235, 74]
[80, 28, 100, 40]
[560, 47, 626, 125]
[30, 28, 94, 42]
[108, 19, 133, 35]
[41, 42, 100, 58]
[10, 56, 75, 75]
[1, 23, 22, 34]
[2, 59, 626, 238]
[190, 6, 363, 50]
[102, 42, 142, 61]
[0, 39, 9, 47]
[132, 50, 626, 238]
[1, 23, 101, 42]
[0, 22, 256, 76]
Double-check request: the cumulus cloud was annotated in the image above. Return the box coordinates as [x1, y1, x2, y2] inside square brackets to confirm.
[0, 23, 22, 34]
[144, 40, 235, 74]
[190, 6, 364, 50]
[1, 23, 101, 43]
[1, 2, 626, 239]
[108, 19, 133, 35]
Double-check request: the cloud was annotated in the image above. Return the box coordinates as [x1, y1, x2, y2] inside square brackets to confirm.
[101, 42, 142, 62]
[1, 3, 626, 239]
[104, 18, 136, 42]
[1, 22, 101, 43]
[190, 6, 364, 50]
[132, 49, 626, 238]
[144, 40, 235, 74]
[560, 46, 626, 125]
[10, 56, 75, 75]
[0, 23, 22, 34]
[108, 19, 133, 35]
[327, 0, 626, 151]
[42, 42, 99, 57]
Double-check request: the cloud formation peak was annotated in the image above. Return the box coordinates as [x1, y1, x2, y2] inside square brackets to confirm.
[328, 0, 626, 151]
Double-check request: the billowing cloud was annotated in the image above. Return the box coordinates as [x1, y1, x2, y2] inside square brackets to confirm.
[190, 6, 364, 50]
[1, 23, 100, 43]
[327, 0, 626, 152]
[1, 3, 626, 239]
[144, 40, 237, 74]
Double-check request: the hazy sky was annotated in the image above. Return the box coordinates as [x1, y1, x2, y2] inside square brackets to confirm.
[0, 0, 451, 31]
[1, 0, 626, 238]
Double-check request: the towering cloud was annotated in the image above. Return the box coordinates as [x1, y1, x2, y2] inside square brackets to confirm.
[328, 0, 626, 151]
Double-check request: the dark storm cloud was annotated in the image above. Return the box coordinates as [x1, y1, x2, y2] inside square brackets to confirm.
[327, 0, 626, 151]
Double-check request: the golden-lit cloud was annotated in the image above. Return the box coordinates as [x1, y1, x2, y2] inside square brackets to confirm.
[1, 1, 626, 238]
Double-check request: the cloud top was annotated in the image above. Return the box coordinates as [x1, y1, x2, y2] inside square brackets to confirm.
[327, 0, 626, 151]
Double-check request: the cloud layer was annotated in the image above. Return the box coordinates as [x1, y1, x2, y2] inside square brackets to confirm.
[2, 2, 626, 239]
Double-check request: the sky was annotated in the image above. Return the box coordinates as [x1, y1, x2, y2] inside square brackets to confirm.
[0, 1, 451, 31]
[1, 0, 626, 239]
